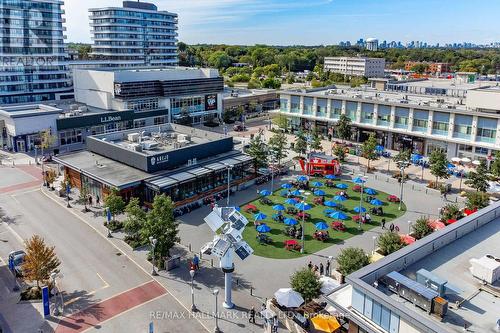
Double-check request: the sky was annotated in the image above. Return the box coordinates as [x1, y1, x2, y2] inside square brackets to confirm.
[64, 0, 500, 45]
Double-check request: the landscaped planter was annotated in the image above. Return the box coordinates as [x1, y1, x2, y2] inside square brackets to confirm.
[331, 269, 344, 284]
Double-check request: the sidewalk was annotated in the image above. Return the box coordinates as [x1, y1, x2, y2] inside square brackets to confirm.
[40, 184, 286, 333]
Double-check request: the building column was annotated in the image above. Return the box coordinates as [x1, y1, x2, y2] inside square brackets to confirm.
[341, 100, 347, 115]
[326, 98, 332, 119]
[408, 108, 414, 132]
[447, 113, 455, 139]
[299, 96, 305, 115]
[372, 104, 378, 126]
[386, 132, 393, 149]
[389, 105, 396, 129]
[427, 110, 434, 136]
[471, 115, 478, 143]
[313, 97, 318, 118]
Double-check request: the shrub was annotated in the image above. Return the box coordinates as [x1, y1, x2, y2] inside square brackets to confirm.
[290, 268, 322, 301]
[377, 232, 405, 255]
[465, 191, 490, 210]
[336, 247, 370, 276]
[412, 216, 433, 239]
[440, 203, 463, 222]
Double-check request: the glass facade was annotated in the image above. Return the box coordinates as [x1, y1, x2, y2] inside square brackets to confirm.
[412, 109, 429, 133]
[352, 288, 400, 333]
[89, 3, 178, 66]
[330, 100, 342, 119]
[0, 0, 71, 104]
[303, 97, 314, 115]
[432, 112, 449, 136]
[377, 105, 391, 126]
[453, 115, 473, 140]
[170, 96, 204, 115]
[346, 101, 358, 121]
[360, 103, 374, 124]
[316, 98, 327, 117]
[290, 96, 300, 113]
[280, 98, 289, 112]
[476, 117, 497, 143]
[394, 107, 409, 129]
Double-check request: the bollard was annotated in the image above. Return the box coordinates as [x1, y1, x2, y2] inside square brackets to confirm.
[455, 197, 458, 203]
[199, 252, 202, 260]
[189, 243, 192, 252]
[250, 287, 253, 296]
[211, 259, 213, 267]
[236, 278, 239, 286]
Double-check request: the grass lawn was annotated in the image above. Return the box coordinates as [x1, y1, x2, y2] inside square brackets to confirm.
[241, 177, 406, 259]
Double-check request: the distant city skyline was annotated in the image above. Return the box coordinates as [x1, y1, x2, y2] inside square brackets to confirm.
[65, 0, 500, 46]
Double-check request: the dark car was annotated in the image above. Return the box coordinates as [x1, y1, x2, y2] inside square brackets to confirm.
[8, 250, 26, 277]
[233, 124, 246, 132]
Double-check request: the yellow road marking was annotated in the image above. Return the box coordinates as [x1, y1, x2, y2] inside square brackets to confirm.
[64, 272, 111, 306]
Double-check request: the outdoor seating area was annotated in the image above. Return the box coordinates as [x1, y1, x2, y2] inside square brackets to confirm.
[241, 175, 406, 259]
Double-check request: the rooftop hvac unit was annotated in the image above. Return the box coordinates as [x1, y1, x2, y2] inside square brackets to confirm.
[416, 269, 448, 296]
[142, 140, 159, 150]
[469, 255, 500, 284]
[78, 106, 88, 112]
[70, 104, 79, 111]
[128, 143, 142, 152]
[127, 133, 140, 142]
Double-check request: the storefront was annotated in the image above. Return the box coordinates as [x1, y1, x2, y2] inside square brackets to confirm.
[392, 133, 425, 154]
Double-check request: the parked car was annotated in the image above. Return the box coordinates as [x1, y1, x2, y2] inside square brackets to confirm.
[233, 124, 246, 132]
[8, 250, 26, 277]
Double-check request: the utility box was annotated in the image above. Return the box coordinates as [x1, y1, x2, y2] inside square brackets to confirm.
[165, 255, 181, 271]
[416, 269, 447, 296]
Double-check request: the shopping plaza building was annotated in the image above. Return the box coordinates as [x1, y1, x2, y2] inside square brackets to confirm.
[277, 79, 500, 161]
[53, 124, 254, 206]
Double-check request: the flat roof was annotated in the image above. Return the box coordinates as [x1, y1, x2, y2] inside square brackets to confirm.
[54, 150, 150, 189]
[394, 220, 500, 332]
[393, 78, 487, 91]
[0, 104, 62, 118]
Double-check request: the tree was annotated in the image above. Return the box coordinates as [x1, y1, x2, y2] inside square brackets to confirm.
[309, 129, 323, 151]
[465, 191, 490, 210]
[247, 79, 261, 89]
[262, 77, 281, 89]
[377, 232, 405, 255]
[490, 151, 500, 178]
[207, 51, 231, 69]
[336, 247, 370, 276]
[79, 183, 90, 211]
[141, 194, 179, 259]
[412, 216, 433, 239]
[392, 149, 411, 164]
[268, 130, 288, 166]
[336, 114, 352, 142]
[440, 203, 463, 222]
[410, 63, 428, 74]
[333, 145, 346, 162]
[290, 268, 322, 302]
[272, 115, 289, 131]
[361, 133, 378, 170]
[124, 197, 147, 238]
[103, 189, 126, 221]
[429, 150, 449, 186]
[246, 131, 268, 170]
[465, 160, 489, 192]
[293, 131, 308, 158]
[45, 169, 57, 189]
[22, 235, 61, 288]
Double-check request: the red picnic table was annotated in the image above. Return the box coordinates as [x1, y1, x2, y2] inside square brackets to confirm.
[387, 195, 400, 203]
[331, 221, 346, 231]
[284, 239, 301, 251]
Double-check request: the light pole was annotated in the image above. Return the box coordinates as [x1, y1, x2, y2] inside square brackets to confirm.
[269, 156, 276, 194]
[213, 289, 221, 333]
[224, 164, 233, 206]
[50, 272, 63, 316]
[357, 175, 367, 230]
[149, 236, 158, 276]
[372, 235, 377, 252]
[299, 191, 310, 253]
[398, 162, 409, 211]
[408, 220, 412, 234]
[190, 269, 197, 312]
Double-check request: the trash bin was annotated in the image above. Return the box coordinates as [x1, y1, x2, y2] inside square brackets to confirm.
[165, 255, 181, 271]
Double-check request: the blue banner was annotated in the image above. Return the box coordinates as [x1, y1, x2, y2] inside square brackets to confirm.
[149, 322, 154, 333]
[107, 208, 112, 223]
[42, 286, 50, 317]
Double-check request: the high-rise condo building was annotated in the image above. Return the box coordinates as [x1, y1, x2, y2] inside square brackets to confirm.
[0, 0, 72, 105]
[89, 1, 178, 67]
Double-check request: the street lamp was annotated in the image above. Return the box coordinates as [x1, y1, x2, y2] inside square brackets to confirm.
[213, 289, 221, 333]
[299, 191, 311, 253]
[50, 272, 63, 316]
[357, 175, 367, 230]
[397, 161, 409, 211]
[408, 220, 412, 234]
[149, 236, 158, 276]
[224, 164, 233, 206]
[190, 269, 198, 312]
[372, 235, 377, 252]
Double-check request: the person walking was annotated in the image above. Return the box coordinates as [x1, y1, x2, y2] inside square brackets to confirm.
[192, 254, 200, 270]
[249, 306, 256, 324]
[273, 316, 279, 333]
[326, 259, 331, 276]
[381, 218, 386, 229]
[308, 261, 313, 270]
[389, 223, 395, 233]
[319, 263, 324, 276]
[96, 195, 100, 208]
[88, 195, 93, 207]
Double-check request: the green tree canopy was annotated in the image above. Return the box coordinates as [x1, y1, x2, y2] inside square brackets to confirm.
[429, 150, 449, 185]
[141, 194, 179, 259]
[411, 216, 433, 240]
[293, 131, 308, 157]
[361, 133, 379, 169]
[124, 197, 147, 237]
[246, 131, 268, 170]
[268, 130, 288, 166]
[290, 268, 322, 301]
[377, 232, 405, 256]
[465, 191, 490, 210]
[104, 189, 126, 221]
[208, 51, 232, 69]
[336, 114, 352, 142]
[309, 129, 323, 151]
[490, 151, 500, 178]
[465, 160, 490, 192]
[336, 247, 370, 276]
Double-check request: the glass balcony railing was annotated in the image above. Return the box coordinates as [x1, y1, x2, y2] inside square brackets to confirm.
[412, 126, 427, 133]
[453, 132, 471, 140]
[476, 136, 496, 144]
[431, 129, 448, 136]
[394, 122, 408, 129]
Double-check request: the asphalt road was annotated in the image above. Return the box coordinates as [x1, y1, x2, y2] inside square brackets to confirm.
[0, 188, 205, 333]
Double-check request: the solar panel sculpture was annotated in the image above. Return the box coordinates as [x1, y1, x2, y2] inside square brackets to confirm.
[201, 206, 254, 309]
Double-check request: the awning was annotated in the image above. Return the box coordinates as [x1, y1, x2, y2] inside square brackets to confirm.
[188, 167, 212, 177]
[169, 171, 196, 183]
[204, 162, 227, 172]
[147, 176, 177, 190]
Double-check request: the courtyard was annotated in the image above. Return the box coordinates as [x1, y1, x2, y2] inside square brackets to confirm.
[241, 175, 407, 259]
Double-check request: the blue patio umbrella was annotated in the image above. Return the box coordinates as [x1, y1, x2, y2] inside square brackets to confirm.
[285, 198, 297, 205]
[256, 224, 271, 233]
[324, 201, 337, 207]
[260, 190, 272, 196]
[284, 218, 298, 226]
[325, 174, 337, 180]
[281, 183, 293, 189]
[296, 175, 309, 182]
[375, 145, 384, 152]
[354, 206, 367, 213]
[272, 204, 285, 211]
[352, 177, 366, 184]
[370, 199, 383, 206]
[291, 189, 302, 196]
[364, 188, 377, 195]
[231, 206, 241, 211]
[295, 202, 312, 211]
[329, 211, 348, 220]
[447, 163, 455, 169]
[336, 183, 348, 189]
[315, 221, 329, 230]
[312, 181, 323, 187]
[254, 212, 267, 221]
[334, 195, 347, 202]
[323, 208, 336, 215]
[314, 190, 326, 196]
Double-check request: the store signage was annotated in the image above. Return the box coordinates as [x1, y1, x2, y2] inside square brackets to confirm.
[100, 115, 122, 124]
[205, 94, 218, 111]
[150, 154, 169, 166]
